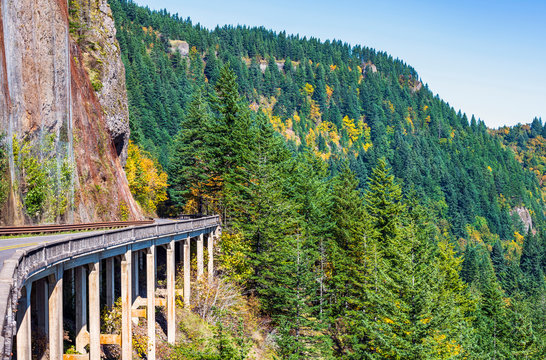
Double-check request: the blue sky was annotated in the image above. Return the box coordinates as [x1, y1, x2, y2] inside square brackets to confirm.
[135, 0, 545, 128]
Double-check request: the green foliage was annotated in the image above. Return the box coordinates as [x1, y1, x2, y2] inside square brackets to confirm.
[12, 135, 73, 221]
[107, 0, 546, 356]
[110, 0, 543, 242]
[101, 298, 122, 334]
[91, 78, 103, 92]
[168, 86, 213, 212]
[0, 134, 9, 210]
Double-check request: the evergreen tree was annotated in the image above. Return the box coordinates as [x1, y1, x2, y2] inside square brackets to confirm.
[168, 86, 212, 213]
[208, 63, 253, 219]
[327, 164, 389, 358]
[520, 234, 546, 295]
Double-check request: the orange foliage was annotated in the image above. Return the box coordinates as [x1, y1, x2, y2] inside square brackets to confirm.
[125, 141, 168, 215]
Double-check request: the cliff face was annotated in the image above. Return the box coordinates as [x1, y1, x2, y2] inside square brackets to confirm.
[70, 0, 131, 165]
[0, 0, 141, 224]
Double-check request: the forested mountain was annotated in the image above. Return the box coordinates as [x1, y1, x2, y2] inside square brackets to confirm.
[106, 0, 545, 358]
[492, 118, 546, 198]
[110, 0, 543, 241]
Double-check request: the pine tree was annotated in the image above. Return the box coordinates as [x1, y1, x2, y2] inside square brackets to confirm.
[168, 86, 212, 213]
[520, 234, 546, 295]
[363, 158, 413, 358]
[469, 247, 511, 359]
[208, 63, 253, 220]
[327, 164, 383, 357]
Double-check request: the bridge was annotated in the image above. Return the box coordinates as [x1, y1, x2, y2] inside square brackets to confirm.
[0, 216, 221, 360]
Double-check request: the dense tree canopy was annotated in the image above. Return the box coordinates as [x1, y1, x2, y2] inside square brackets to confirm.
[107, 1, 546, 357]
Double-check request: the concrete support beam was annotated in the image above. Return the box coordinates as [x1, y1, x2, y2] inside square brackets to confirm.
[89, 262, 101, 360]
[105, 257, 115, 308]
[166, 240, 176, 344]
[75, 266, 88, 353]
[48, 266, 64, 360]
[208, 232, 214, 282]
[146, 246, 156, 360]
[184, 236, 191, 308]
[121, 251, 132, 360]
[197, 234, 204, 279]
[16, 284, 32, 360]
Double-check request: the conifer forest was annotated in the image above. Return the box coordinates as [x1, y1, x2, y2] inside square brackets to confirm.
[69, 0, 546, 358]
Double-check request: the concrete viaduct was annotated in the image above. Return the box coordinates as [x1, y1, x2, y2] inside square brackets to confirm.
[0, 216, 221, 359]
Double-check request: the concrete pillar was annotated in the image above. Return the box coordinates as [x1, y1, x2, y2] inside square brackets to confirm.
[35, 278, 48, 336]
[75, 266, 88, 353]
[121, 251, 132, 360]
[16, 284, 32, 360]
[89, 262, 101, 360]
[146, 246, 156, 360]
[132, 250, 139, 299]
[184, 236, 191, 307]
[105, 257, 115, 308]
[208, 232, 214, 282]
[166, 240, 176, 344]
[197, 233, 204, 279]
[48, 266, 63, 360]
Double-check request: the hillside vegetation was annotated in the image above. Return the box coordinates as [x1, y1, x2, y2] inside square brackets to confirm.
[108, 1, 546, 358]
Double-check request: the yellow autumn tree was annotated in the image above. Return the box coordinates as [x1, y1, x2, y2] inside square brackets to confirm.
[125, 141, 168, 215]
[302, 83, 314, 96]
[342, 115, 362, 143]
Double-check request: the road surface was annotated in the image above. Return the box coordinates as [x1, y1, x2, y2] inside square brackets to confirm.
[0, 231, 103, 267]
[0, 219, 176, 269]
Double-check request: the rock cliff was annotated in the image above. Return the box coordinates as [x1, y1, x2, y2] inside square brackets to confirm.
[0, 0, 141, 224]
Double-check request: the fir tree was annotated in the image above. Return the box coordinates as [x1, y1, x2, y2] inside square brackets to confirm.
[168, 86, 212, 213]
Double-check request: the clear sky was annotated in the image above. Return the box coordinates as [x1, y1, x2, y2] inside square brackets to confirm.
[134, 0, 545, 128]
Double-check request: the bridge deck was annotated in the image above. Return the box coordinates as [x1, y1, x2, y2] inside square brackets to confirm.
[0, 216, 220, 360]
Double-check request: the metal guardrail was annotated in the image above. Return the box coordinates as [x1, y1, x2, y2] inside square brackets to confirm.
[0, 220, 155, 236]
[0, 216, 220, 359]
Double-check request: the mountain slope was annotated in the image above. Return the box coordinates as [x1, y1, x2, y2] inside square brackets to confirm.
[109, 0, 543, 241]
[103, 1, 546, 358]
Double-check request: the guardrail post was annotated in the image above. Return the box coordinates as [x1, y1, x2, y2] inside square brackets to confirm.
[121, 250, 132, 360]
[146, 245, 156, 359]
[197, 234, 204, 279]
[16, 283, 32, 360]
[166, 239, 176, 344]
[48, 265, 63, 360]
[184, 236, 191, 308]
[106, 257, 115, 308]
[75, 266, 88, 353]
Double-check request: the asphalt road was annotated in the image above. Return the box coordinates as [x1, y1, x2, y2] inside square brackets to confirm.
[0, 231, 103, 267]
[0, 219, 177, 269]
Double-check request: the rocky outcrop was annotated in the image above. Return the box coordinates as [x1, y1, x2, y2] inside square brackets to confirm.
[510, 206, 534, 234]
[170, 39, 189, 56]
[71, 0, 131, 165]
[363, 61, 378, 74]
[0, 0, 142, 224]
